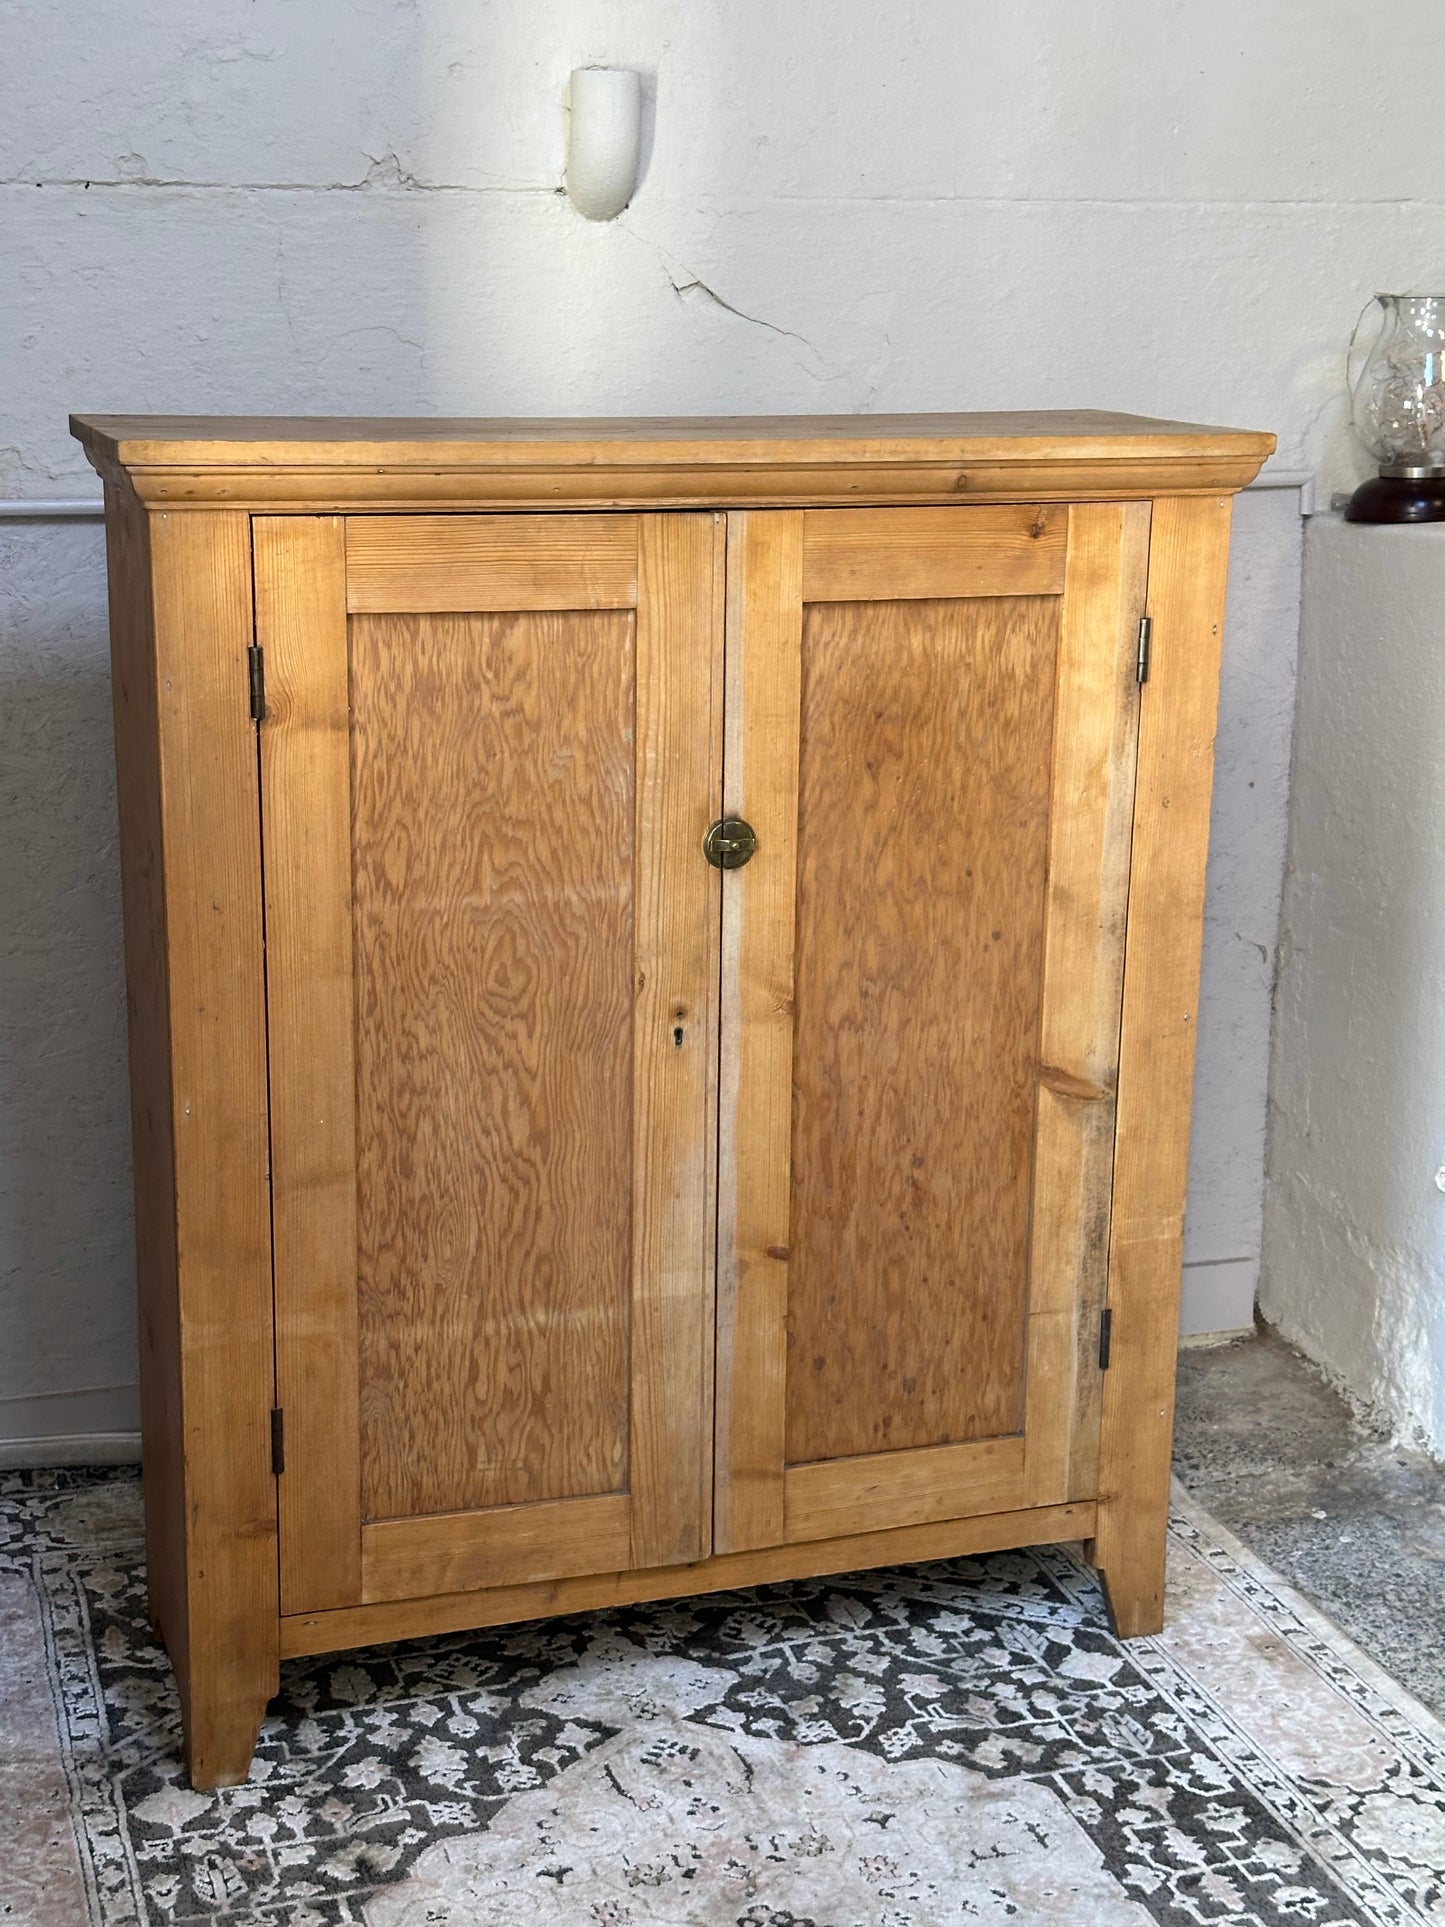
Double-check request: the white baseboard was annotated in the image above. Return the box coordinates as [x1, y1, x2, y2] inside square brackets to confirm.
[0, 1383, 142, 1467]
[1180, 1256, 1257, 1339]
[0, 1431, 141, 1468]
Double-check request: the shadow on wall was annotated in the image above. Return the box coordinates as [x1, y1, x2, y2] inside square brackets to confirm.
[1261, 519, 1445, 1457]
[0, 520, 136, 1445]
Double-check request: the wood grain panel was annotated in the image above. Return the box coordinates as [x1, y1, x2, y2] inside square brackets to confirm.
[785, 1437, 1029, 1544]
[802, 505, 1066, 601]
[1091, 495, 1235, 1636]
[283, 1500, 1097, 1657]
[131, 508, 278, 1787]
[626, 514, 725, 1569]
[351, 606, 637, 1522]
[253, 517, 362, 1614]
[345, 513, 638, 611]
[713, 512, 805, 1553]
[784, 594, 1060, 1465]
[361, 1495, 632, 1602]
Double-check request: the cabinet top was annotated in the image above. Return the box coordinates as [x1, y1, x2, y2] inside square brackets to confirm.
[71, 409, 1275, 512]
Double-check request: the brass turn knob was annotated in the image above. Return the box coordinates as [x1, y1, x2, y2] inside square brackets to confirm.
[703, 816, 758, 870]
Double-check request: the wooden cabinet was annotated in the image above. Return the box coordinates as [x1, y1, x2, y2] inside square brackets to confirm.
[74, 411, 1272, 1788]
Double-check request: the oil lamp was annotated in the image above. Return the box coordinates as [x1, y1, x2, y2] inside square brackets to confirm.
[1345, 294, 1445, 522]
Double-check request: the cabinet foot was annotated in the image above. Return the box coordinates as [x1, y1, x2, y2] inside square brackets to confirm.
[1086, 1523, 1167, 1639]
[179, 1657, 278, 1790]
[1097, 1564, 1165, 1639]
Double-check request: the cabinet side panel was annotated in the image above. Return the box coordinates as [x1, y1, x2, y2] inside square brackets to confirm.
[103, 483, 188, 1690]
[149, 508, 279, 1785]
[785, 595, 1059, 1464]
[1092, 495, 1234, 1636]
[352, 608, 637, 1521]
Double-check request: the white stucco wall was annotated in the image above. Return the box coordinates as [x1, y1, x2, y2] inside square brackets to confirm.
[1, 0, 1431, 1454]
[1261, 517, 1445, 1459]
[1182, 482, 1304, 1337]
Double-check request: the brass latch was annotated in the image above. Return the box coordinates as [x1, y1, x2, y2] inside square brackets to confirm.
[703, 817, 758, 869]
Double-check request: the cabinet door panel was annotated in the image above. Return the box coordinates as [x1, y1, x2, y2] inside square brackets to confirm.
[258, 512, 722, 1615]
[716, 503, 1149, 1551]
[350, 603, 637, 1522]
[787, 590, 1058, 1464]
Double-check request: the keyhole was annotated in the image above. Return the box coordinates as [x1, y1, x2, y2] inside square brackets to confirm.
[673, 1026, 685, 1049]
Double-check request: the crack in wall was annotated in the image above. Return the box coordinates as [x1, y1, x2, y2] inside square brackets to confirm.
[670, 273, 821, 360]
[0, 162, 545, 195]
[619, 219, 828, 371]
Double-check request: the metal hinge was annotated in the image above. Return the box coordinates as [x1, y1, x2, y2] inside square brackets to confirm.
[1136, 615, 1153, 685]
[248, 643, 267, 722]
[270, 1407, 285, 1477]
[1098, 1308, 1113, 1371]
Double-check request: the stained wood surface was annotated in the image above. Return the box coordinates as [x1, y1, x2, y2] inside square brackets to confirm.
[126, 508, 278, 1787]
[362, 1495, 632, 1602]
[625, 514, 725, 1569]
[784, 593, 1059, 1465]
[352, 605, 637, 1522]
[801, 505, 1066, 601]
[72, 409, 1276, 464]
[345, 513, 638, 612]
[253, 517, 362, 1614]
[1020, 1311, 1082, 1508]
[785, 1437, 1029, 1543]
[1091, 495, 1235, 1636]
[281, 1499, 1098, 1658]
[1025, 502, 1152, 1506]
[712, 512, 804, 1553]
[103, 489, 184, 1670]
[71, 413, 1275, 513]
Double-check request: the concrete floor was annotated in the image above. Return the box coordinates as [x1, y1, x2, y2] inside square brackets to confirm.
[1173, 1327, 1445, 1719]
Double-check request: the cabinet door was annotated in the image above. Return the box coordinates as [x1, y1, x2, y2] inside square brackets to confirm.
[255, 512, 723, 1615]
[715, 503, 1150, 1552]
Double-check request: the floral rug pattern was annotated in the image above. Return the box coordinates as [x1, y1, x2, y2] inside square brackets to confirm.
[2, 1466, 1443, 1924]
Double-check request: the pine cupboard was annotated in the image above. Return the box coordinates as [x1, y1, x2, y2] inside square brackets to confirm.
[73, 412, 1273, 1788]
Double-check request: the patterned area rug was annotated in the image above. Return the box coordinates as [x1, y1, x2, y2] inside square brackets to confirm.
[2, 1468, 1443, 1925]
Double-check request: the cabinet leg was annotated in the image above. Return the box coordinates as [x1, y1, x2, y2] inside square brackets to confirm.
[1085, 1515, 1167, 1638]
[177, 1644, 279, 1790]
